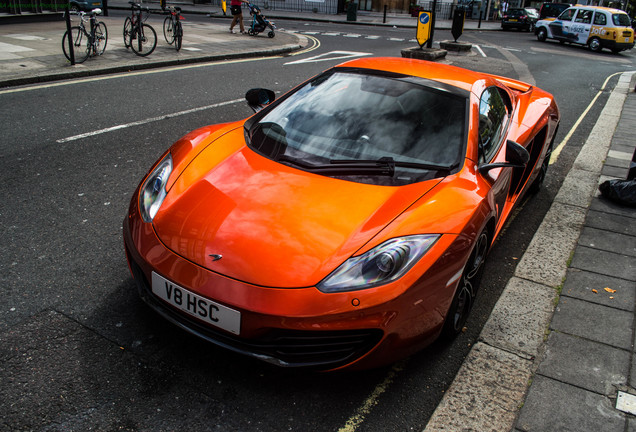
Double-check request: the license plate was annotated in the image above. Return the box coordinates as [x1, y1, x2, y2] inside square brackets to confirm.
[509, 19, 518, 21]
[152, 272, 241, 335]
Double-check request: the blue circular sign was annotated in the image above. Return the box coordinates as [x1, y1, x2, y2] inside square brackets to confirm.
[419, 13, 429, 24]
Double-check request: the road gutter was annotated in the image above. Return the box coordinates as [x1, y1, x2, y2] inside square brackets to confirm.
[423, 70, 636, 432]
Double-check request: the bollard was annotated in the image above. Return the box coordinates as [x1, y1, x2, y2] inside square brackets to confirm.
[383, 4, 387, 23]
[64, 7, 75, 65]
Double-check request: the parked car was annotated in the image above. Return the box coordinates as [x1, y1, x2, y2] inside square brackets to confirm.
[502, 7, 537, 31]
[124, 58, 560, 371]
[535, 5, 635, 53]
[69, 0, 103, 12]
[538, 2, 571, 20]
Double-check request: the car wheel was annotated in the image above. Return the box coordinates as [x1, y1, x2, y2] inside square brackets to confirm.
[537, 27, 547, 42]
[588, 37, 602, 52]
[441, 230, 490, 339]
[70, 4, 79, 12]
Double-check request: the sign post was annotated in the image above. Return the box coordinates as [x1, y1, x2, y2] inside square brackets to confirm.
[451, 9, 465, 41]
[416, 11, 432, 48]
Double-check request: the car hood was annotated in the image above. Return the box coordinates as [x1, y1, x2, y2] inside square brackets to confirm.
[153, 127, 440, 288]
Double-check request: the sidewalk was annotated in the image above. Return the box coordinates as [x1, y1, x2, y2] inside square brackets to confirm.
[0, 14, 305, 87]
[425, 72, 636, 431]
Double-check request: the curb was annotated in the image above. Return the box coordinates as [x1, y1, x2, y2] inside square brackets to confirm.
[0, 43, 302, 88]
[423, 70, 636, 432]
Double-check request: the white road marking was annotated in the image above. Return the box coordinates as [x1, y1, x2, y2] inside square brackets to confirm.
[285, 50, 371, 65]
[56, 99, 243, 143]
[473, 44, 487, 57]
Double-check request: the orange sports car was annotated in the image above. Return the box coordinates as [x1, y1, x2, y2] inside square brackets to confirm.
[123, 58, 560, 371]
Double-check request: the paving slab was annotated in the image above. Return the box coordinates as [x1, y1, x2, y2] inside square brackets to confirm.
[591, 197, 636, 219]
[550, 297, 633, 350]
[537, 331, 629, 395]
[479, 277, 556, 359]
[570, 246, 636, 282]
[516, 376, 625, 432]
[424, 342, 531, 432]
[561, 268, 636, 312]
[514, 202, 586, 288]
[578, 226, 636, 257]
[585, 209, 636, 237]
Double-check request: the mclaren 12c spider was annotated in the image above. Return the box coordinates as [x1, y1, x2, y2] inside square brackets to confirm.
[124, 58, 560, 371]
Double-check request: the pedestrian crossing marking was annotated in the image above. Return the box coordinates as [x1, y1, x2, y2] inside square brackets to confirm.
[284, 50, 372, 65]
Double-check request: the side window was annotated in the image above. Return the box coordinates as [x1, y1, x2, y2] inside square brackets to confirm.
[478, 88, 509, 163]
[593, 11, 607, 25]
[558, 8, 576, 21]
[575, 10, 592, 24]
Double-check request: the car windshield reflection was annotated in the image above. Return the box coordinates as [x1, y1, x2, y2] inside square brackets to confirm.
[247, 71, 467, 186]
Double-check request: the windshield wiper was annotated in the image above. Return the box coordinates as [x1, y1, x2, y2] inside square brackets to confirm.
[278, 156, 454, 177]
[278, 155, 395, 176]
[330, 157, 456, 175]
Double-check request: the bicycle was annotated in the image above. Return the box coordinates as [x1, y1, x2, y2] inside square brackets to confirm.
[62, 8, 108, 63]
[163, 6, 184, 51]
[123, 1, 157, 56]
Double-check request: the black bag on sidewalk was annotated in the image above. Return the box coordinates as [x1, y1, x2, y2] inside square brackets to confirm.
[599, 179, 636, 207]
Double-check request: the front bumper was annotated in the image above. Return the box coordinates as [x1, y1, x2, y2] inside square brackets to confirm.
[123, 199, 464, 370]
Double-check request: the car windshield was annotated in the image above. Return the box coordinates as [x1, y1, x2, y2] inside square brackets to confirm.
[507, 9, 525, 16]
[612, 13, 630, 26]
[247, 71, 467, 186]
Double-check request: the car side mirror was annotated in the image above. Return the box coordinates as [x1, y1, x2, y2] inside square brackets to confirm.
[478, 140, 530, 175]
[245, 88, 276, 113]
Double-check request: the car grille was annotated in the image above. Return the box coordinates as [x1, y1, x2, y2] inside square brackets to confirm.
[127, 257, 383, 369]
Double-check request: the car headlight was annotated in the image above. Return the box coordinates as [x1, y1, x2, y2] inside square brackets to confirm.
[139, 153, 172, 223]
[317, 235, 440, 293]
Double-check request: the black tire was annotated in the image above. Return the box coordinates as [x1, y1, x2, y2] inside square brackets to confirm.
[174, 21, 183, 51]
[62, 26, 90, 63]
[268, 30, 275, 38]
[248, 28, 255, 36]
[70, 4, 79, 13]
[163, 16, 175, 44]
[123, 17, 132, 48]
[131, 23, 157, 57]
[95, 21, 108, 55]
[588, 37, 602, 52]
[536, 27, 547, 42]
[441, 230, 490, 339]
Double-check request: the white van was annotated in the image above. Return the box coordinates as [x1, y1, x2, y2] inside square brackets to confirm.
[535, 5, 634, 53]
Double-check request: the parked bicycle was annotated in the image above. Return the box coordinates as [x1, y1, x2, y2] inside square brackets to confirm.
[163, 6, 184, 51]
[123, 1, 157, 56]
[62, 8, 108, 63]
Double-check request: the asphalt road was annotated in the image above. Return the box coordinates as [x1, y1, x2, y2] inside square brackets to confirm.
[1, 17, 635, 431]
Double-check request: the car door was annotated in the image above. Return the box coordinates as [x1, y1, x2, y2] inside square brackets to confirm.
[549, 7, 576, 41]
[570, 8, 593, 44]
[477, 87, 512, 226]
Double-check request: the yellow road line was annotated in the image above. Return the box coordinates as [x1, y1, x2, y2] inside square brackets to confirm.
[550, 71, 622, 165]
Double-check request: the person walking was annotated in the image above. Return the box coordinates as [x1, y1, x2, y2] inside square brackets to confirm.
[229, 0, 249, 33]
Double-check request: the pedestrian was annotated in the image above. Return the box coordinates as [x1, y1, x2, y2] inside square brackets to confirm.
[230, 0, 249, 34]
